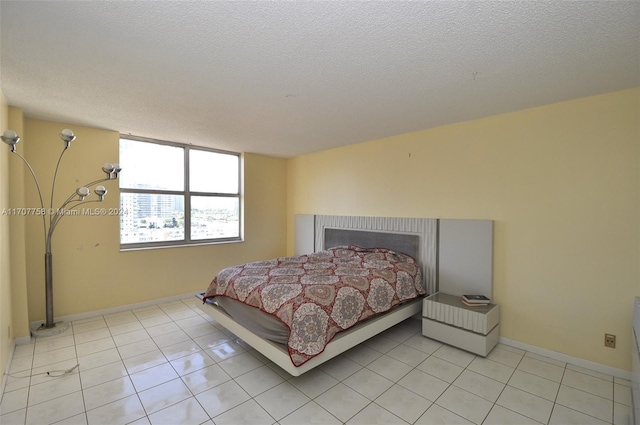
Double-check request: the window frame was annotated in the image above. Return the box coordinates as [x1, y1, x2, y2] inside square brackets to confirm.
[119, 135, 242, 250]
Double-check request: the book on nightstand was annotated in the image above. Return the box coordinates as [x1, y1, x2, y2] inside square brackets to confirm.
[461, 299, 490, 307]
[461, 294, 491, 305]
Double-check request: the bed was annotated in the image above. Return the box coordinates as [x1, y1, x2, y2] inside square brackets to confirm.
[196, 215, 438, 376]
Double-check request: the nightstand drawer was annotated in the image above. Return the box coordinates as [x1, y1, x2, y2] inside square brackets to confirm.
[422, 318, 500, 356]
[422, 292, 499, 335]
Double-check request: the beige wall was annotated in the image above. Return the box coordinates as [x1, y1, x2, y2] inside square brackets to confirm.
[17, 118, 287, 322]
[287, 88, 640, 371]
[1, 91, 12, 377]
[8, 108, 29, 342]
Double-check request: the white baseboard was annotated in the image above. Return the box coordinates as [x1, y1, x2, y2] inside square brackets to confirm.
[500, 336, 631, 381]
[14, 336, 30, 346]
[26, 292, 198, 341]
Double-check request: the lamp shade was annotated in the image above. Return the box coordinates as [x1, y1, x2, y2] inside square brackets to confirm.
[59, 129, 76, 144]
[94, 186, 107, 196]
[76, 187, 90, 198]
[1, 130, 20, 146]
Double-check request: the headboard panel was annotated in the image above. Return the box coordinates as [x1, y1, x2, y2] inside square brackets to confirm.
[324, 228, 420, 260]
[295, 214, 494, 297]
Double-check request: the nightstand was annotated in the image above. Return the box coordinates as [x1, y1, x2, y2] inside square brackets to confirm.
[422, 292, 500, 356]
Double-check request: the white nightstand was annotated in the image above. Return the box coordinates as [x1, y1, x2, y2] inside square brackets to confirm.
[422, 292, 500, 356]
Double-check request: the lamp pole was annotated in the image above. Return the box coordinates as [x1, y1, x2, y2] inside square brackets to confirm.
[1, 129, 121, 336]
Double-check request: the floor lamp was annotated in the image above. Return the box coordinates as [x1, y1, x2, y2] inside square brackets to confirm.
[2, 129, 121, 337]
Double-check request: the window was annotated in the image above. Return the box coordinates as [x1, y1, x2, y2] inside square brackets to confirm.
[119, 136, 241, 248]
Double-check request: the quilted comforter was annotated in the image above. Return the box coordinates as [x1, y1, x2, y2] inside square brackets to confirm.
[203, 246, 424, 366]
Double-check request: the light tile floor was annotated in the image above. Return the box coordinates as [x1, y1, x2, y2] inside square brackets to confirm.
[0, 297, 632, 425]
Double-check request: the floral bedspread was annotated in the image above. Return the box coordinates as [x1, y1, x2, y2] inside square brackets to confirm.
[203, 246, 424, 366]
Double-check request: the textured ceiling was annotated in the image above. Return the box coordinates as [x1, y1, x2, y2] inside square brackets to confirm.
[1, 1, 638, 158]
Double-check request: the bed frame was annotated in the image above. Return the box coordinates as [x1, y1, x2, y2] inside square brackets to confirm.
[196, 294, 422, 376]
[195, 215, 443, 376]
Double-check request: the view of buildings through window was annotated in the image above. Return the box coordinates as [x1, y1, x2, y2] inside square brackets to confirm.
[119, 137, 240, 246]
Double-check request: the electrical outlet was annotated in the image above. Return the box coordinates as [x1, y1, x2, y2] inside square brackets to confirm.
[605, 333, 616, 348]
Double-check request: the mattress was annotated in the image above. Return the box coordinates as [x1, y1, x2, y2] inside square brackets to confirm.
[203, 245, 424, 366]
[215, 296, 289, 344]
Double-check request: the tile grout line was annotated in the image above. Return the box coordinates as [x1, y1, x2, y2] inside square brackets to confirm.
[71, 322, 90, 425]
[479, 353, 521, 425]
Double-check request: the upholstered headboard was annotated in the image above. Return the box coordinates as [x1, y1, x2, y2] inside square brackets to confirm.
[324, 228, 420, 260]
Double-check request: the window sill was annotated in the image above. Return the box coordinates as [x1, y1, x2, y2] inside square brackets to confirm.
[120, 238, 243, 252]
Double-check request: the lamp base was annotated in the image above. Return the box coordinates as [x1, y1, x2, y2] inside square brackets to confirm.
[31, 321, 71, 338]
